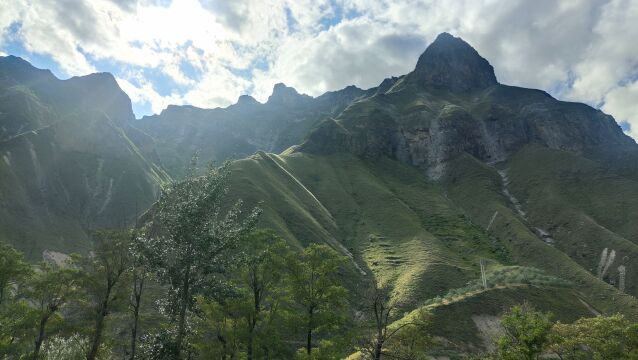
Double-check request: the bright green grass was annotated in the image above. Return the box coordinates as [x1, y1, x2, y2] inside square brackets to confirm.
[227, 152, 514, 310]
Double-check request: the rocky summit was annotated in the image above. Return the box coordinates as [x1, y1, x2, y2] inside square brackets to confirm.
[412, 32, 498, 91]
[299, 33, 632, 178]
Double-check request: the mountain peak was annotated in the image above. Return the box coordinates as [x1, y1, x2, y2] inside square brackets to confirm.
[0, 55, 56, 85]
[267, 83, 311, 106]
[412, 32, 497, 91]
[237, 94, 259, 105]
[64, 72, 134, 123]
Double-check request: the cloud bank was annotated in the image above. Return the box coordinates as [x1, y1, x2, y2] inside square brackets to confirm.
[1, 0, 637, 138]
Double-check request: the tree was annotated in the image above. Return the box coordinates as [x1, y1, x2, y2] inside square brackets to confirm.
[82, 229, 132, 360]
[497, 303, 553, 360]
[129, 231, 150, 360]
[238, 230, 290, 360]
[284, 244, 348, 356]
[359, 283, 431, 360]
[382, 309, 432, 360]
[0, 242, 31, 305]
[550, 314, 637, 359]
[27, 260, 80, 360]
[0, 242, 34, 356]
[139, 159, 259, 358]
[192, 230, 293, 359]
[192, 297, 244, 359]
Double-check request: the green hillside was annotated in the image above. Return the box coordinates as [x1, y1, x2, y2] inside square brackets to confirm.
[0, 56, 169, 259]
[222, 150, 636, 351]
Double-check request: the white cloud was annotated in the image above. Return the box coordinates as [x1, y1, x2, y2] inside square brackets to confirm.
[603, 80, 638, 139]
[116, 76, 183, 114]
[0, 0, 637, 137]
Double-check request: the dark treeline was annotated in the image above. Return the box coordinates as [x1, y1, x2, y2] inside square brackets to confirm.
[1, 161, 638, 359]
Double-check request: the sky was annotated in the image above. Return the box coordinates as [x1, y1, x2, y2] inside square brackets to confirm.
[1, 0, 637, 138]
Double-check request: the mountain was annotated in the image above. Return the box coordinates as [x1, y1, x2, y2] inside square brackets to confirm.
[299, 33, 632, 178]
[135, 82, 370, 177]
[215, 33, 638, 351]
[2, 32, 638, 353]
[0, 56, 169, 259]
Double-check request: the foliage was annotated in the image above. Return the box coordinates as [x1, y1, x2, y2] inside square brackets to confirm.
[139, 158, 260, 357]
[0, 242, 32, 305]
[192, 297, 244, 359]
[79, 229, 133, 360]
[0, 242, 34, 356]
[497, 303, 554, 360]
[284, 243, 349, 356]
[26, 260, 82, 359]
[550, 314, 638, 359]
[359, 283, 432, 360]
[42, 334, 90, 360]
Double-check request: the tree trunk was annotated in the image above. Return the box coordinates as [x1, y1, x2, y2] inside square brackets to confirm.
[247, 326, 253, 360]
[175, 269, 191, 358]
[33, 312, 51, 360]
[373, 337, 384, 360]
[129, 276, 143, 360]
[247, 276, 261, 360]
[87, 299, 109, 360]
[306, 307, 314, 355]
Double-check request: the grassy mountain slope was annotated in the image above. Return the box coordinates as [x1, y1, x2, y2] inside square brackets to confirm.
[224, 151, 627, 351]
[0, 56, 169, 259]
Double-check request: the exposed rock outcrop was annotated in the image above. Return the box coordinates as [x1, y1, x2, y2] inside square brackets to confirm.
[298, 33, 635, 177]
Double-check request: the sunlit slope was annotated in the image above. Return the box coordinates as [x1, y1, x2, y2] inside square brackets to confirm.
[229, 152, 498, 307]
[228, 152, 636, 311]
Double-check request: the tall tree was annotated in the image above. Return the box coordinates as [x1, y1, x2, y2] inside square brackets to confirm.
[128, 232, 149, 360]
[0, 242, 31, 305]
[0, 242, 34, 357]
[140, 159, 259, 358]
[361, 283, 393, 360]
[238, 230, 290, 359]
[359, 283, 431, 360]
[82, 229, 132, 360]
[497, 303, 554, 360]
[285, 244, 347, 356]
[192, 230, 293, 359]
[27, 260, 80, 360]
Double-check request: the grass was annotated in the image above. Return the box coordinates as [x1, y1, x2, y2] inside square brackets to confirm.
[501, 145, 638, 297]
[442, 152, 638, 319]
[225, 149, 608, 351]
[0, 89, 169, 259]
[228, 152, 521, 310]
[227, 145, 638, 352]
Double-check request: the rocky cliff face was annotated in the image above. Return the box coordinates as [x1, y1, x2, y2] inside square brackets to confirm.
[299, 33, 634, 177]
[411, 32, 497, 92]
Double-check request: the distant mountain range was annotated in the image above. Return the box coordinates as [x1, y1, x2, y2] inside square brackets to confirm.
[2, 32, 637, 352]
